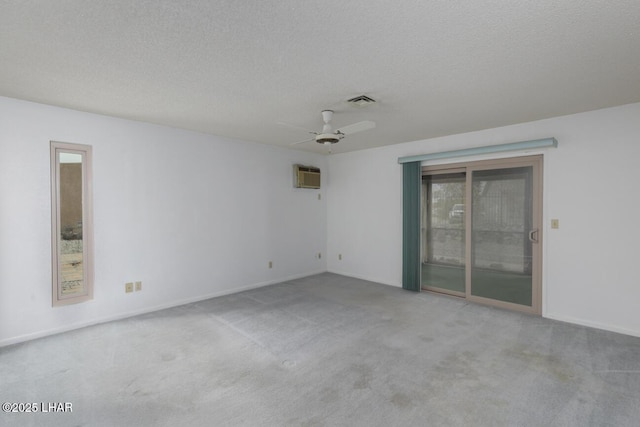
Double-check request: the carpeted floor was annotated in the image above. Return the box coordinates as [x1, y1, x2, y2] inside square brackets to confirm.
[2, 273, 640, 426]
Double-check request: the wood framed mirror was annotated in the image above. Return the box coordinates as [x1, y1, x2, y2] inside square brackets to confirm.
[51, 141, 93, 306]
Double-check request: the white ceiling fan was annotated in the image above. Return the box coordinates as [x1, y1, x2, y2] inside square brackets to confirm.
[287, 110, 376, 152]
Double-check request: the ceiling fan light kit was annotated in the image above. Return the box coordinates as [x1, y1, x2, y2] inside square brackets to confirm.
[288, 108, 376, 151]
[316, 134, 341, 144]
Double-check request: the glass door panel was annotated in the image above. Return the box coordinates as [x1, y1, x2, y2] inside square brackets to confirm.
[421, 172, 466, 295]
[470, 167, 533, 306]
[421, 156, 542, 314]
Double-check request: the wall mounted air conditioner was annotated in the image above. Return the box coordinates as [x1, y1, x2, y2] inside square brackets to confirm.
[293, 164, 321, 189]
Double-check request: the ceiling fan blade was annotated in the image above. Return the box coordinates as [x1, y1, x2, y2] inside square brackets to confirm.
[336, 120, 376, 135]
[277, 121, 317, 134]
[290, 137, 314, 145]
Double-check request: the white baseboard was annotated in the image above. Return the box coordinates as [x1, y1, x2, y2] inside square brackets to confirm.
[329, 271, 640, 338]
[543, 313, 640, 338]
[0, 270, 327, 348]
[7, 271, 637, 347]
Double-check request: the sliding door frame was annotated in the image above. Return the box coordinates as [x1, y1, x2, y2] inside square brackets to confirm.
[422, 155, 543, 315]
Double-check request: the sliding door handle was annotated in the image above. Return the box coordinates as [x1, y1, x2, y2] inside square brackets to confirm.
[528, 229, 539, 243]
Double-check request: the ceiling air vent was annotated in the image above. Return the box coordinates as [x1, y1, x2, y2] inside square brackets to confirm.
[347, 95, 376, 108]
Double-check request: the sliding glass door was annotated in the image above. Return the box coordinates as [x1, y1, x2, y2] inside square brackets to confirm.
[421, 171, 466, 296]
[421, 156, 542, 314]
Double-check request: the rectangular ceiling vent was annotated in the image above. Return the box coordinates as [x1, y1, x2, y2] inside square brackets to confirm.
[347, 95, 376, 108]
[293, 164, 321, 189]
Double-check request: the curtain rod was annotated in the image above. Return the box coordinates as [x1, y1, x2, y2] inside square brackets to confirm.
[397, 137, 557, 164]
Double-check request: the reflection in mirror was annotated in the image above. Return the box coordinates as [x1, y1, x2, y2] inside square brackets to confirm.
[51, 142, 93, 306]
[59, 153, 84, 295]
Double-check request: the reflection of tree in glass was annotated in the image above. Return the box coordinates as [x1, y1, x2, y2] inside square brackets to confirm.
[432, 182, 465, 227]
[61, 221, 83, 240]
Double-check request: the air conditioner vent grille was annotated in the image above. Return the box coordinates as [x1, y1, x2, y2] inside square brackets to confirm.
[293, 164, 321, 189]
[347, 95, 376, 107]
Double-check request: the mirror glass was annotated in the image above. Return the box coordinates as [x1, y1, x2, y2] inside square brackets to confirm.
[51, 142, 93, 306]
[59, 152, 84, 295]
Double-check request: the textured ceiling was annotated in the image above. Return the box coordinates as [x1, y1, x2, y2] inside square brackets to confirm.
[1, 1, 639, 154]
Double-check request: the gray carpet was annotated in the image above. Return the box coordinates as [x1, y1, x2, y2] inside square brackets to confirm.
[2, 273, 640, 426]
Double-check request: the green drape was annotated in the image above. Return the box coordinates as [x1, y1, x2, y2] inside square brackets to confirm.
[402, 161, 421, 291]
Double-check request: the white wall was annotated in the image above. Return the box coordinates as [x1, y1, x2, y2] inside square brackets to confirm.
[3, 97, 639, 345]
[327, 102, 640, 337]
[0, 96, 327, 346]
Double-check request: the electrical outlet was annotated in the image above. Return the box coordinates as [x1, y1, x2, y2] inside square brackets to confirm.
[135, 281, 142, 291]
[551, 219, 559, 229]
[125, 282, 134, 293]
[268, 261, 273, 269]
